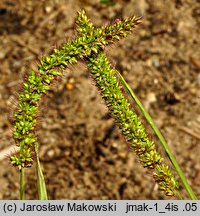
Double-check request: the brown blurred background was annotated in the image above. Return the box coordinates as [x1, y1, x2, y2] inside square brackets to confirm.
[0, 0, 200, 199]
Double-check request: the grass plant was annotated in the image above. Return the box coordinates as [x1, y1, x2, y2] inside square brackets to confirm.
[10, 10, 197, 200]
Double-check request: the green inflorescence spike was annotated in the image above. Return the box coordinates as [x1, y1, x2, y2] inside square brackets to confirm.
[11, 10, 182, 198]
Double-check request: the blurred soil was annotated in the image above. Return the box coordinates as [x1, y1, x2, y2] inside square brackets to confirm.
[0, 0, 200, 199]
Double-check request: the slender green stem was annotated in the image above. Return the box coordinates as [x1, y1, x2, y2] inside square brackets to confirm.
[116, 70, 197, 200]
[35, 143, 48, 200]
[20, 168, 25, 200]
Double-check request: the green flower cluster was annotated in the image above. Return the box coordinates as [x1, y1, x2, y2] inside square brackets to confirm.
[87, 52, 179, 196]
[11, 10, 179, 197]
[11, 10, 140, 169]
[78, 12, 179, 196]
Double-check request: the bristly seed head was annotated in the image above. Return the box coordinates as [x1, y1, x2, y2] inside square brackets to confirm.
[10, 9, 179, 199]
[11, 9, 141, 169]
